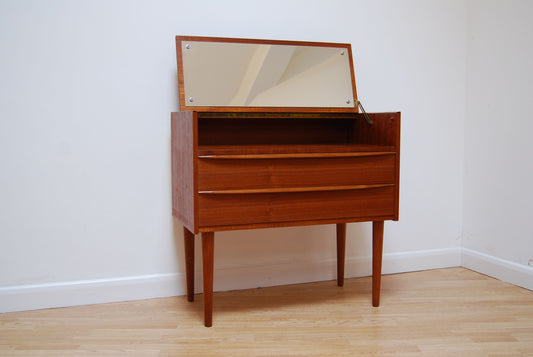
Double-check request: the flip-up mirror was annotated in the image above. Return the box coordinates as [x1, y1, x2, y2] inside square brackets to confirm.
[176, 36, 358, 111]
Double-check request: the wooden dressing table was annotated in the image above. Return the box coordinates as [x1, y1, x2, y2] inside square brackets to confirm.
[171, 36, 400, 326]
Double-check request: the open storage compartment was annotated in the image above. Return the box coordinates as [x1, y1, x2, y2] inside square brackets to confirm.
[191, 111, 400, 230]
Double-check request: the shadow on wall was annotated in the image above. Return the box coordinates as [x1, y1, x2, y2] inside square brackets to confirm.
[172, 218, 372, 294]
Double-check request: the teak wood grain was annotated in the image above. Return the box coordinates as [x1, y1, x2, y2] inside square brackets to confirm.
[172, 112, 401, 234]
[198, 144, 395, 156]
[372, 220, 385, 307]
[172, 112, 400, 326]
[171, 111, 197, 233]
[198, 187, 395, 228]
[172, 36, 400, 326]
[198, 117, 354, 145]
[201, 232, 214, 327]
[336, 223, 346, 287]
[198, 155, 395, 191]
[183, 227, 195, 302]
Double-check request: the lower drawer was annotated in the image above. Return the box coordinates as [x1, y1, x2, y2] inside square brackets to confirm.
[198, 186, 395, 228]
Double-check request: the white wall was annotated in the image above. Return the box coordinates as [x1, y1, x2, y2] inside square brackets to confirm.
[1, 0, 469, 312]
[464, 1, 533, 268]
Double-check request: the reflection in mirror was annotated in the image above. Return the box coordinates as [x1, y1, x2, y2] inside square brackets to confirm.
[180, 40, 355, 108]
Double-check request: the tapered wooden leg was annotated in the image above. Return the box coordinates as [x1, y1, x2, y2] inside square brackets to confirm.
[372, 221, 384, 307]
[202, 232, 215, 327]
[183, 227, 195, 302]
[336, 223, 346, 287]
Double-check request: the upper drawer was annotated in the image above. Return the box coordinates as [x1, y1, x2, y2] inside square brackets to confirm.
[198, 154, 395, 191]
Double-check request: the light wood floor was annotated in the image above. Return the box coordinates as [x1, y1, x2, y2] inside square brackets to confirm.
[1, 267, 532, 356]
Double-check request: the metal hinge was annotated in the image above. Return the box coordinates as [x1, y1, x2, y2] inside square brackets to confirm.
[355, 99, 373, 125]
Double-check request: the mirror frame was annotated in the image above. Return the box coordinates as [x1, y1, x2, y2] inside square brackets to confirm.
[175, 36, 359, 113]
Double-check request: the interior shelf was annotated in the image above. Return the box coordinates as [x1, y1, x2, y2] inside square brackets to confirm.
[198, 144, 395, 158]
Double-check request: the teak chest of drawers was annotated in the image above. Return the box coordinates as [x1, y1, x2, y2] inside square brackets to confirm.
[171, 36, 400, 326]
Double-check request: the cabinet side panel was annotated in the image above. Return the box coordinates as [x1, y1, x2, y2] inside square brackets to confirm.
[171, 111, 197, 232]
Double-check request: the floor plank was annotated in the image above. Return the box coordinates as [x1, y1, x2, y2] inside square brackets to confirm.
[1, 268, 532, 356]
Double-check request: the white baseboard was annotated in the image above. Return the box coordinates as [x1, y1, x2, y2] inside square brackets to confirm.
[0, 247, 461, 313]
[0, 273, 185, 314]
[2, 247, 529, 314]
[461, 248, 533, 291]
[212, 247, 462, 292]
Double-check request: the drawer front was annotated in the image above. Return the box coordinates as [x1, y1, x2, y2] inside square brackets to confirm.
[198, 155, 395, 191]
[198, 186, 395, 228]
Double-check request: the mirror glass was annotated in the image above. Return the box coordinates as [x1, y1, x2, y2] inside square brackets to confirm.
[179, 39, 355, 108]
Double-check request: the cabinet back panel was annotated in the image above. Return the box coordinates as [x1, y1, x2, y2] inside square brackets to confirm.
[198, 118, 353, 145]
